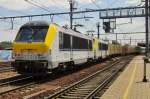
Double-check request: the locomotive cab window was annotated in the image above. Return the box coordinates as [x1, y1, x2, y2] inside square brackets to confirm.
[15, 26, 48, 42]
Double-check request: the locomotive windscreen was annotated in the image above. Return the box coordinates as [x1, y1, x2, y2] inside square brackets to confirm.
[15, 26, 48, 42]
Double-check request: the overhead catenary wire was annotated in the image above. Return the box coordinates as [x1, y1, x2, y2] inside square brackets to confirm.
[0, 1, 145, 33]
[73, 0, 102, 35]
[69, 0, 101, 32]
[51, 0, 67, 9]
[77, 0, 143, 34]
[0, 5, 145, 37]
[24, 0, 51, 13]
[90, 0, 101, 9]
[77, 0, 96, 10]
[0, 6, 145, 20]
[50, 0, 72, 20]
[24, 0, 70, 22]
[28, 0, 91, 30]
[0, 15, 23, 30]
[25, 0, 55, 22]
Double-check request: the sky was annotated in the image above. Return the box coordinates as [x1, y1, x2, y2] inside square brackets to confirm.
[0, 0, 145, 45]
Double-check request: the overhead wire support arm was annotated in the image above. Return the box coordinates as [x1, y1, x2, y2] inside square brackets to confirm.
[72, 16, 94, 20]
[0, 6, 146, 20]
[98, 32, 145, 35]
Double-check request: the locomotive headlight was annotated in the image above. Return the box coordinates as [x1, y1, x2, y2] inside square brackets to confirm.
[38, 53, 47, 58]
[13, 53, 24, 59]
[12, 53, 16, 58]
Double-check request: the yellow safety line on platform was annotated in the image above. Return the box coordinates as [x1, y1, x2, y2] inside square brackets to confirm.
[122, 61, 137, 99]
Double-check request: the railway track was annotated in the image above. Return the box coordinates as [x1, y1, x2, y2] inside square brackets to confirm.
[0, 62, 11, 67]
[0, 62, 14, 73]
[0, 56, 133, 98]
[0, 66, 15, 73]
[46, 56, 132, 99]
[0, 75, 34, 95]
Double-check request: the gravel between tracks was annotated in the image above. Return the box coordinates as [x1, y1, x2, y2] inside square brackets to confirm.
[0, 59, 115, 99]
[25, 60, 112, 99]
[0, 62, 17, 80]
[0, 72, 18, 80]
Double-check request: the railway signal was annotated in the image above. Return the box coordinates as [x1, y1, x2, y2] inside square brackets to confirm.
[103, 22, 111, 33]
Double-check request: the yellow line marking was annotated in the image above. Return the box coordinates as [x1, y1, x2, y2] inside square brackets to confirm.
[122, 61, 137, 99]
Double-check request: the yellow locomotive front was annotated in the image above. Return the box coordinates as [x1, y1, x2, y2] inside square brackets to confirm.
[12, 21, 56, 75]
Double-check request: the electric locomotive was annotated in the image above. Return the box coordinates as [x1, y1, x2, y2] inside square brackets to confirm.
[12, 21, 137, 76]
[12, 21, 99, 75]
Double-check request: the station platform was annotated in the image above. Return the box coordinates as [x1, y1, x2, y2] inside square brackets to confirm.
[101, 55, 150, 99]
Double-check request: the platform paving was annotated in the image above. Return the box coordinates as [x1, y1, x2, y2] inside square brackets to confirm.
[100, 56, 150, 99]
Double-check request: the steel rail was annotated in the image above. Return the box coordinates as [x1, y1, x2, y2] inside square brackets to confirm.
[46, 56, 132, 99]
[0, 81, 36, 95]
[0, 67, 14, 73]
[0, 76, 33, 86]
[0, 75, 34, 95]
[85, 59, 130, 99]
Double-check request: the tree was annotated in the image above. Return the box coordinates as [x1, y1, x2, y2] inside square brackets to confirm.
[112, 40, 120, 45]
[0, 41, 12, 49]
[135, 46, 142, 53]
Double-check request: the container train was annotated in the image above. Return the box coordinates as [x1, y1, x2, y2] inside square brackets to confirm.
[12, 21, 137, 75]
